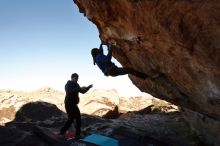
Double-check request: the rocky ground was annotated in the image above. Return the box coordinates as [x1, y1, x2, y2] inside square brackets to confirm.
[0, 87, 204, 146]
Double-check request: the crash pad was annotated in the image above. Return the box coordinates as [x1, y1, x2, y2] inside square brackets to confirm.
[82, 134, 119, 146]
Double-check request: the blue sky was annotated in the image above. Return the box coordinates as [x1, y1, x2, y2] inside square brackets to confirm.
[0, 0, 146, 97]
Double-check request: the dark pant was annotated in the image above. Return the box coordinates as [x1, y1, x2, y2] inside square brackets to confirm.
[60, 103, 81, 136]
[107, 65, 146, 79]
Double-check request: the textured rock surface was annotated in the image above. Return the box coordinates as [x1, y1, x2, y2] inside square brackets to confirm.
[74, 0, 220, 145]
[74, 0, 220, 121]
[79, 89, 156, 117]
[182, 109, 220, 146]
[79, 89, 120, 118]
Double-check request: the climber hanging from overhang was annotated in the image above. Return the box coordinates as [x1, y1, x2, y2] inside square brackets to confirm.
[91, 42, 147, 79]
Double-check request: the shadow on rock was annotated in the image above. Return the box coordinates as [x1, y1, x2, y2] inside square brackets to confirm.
[5, 101, 66, 131]
[1, 101, 66, 146]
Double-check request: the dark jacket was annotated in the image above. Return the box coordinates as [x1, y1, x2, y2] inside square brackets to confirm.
[95, 45, 115, 76]
[64, 80, 89, 105]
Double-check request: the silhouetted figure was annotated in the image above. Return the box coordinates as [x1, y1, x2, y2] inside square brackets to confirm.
[60, 73, 92, 139]
[91, 43, 147, 79]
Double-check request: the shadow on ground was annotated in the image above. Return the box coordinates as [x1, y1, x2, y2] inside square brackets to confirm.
[0, 101, 197, 146]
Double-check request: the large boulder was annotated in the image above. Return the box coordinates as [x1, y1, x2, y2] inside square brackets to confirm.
[79, 89, 161, 118]
[79, 89, 120, 118]
[74, 0, 220, 145]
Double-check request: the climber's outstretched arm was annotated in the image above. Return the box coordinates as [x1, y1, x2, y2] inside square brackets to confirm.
[99, 43, 103, 55]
